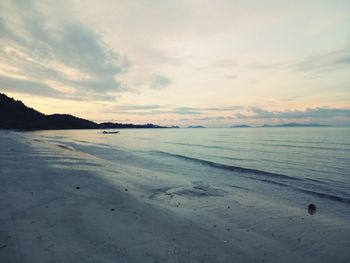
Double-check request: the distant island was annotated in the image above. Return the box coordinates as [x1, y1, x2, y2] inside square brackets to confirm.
[187, 125, 205, 128]
[0, 93, 178, 130]
[261, 123, 329, 128]
[231, 125, 250, 128]
[229, 123, 329, 128]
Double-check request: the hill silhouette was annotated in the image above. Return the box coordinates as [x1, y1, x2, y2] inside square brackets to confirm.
[0, 93, 173, 130]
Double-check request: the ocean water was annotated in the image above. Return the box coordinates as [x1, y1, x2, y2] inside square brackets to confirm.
[24, 127, 350, 208]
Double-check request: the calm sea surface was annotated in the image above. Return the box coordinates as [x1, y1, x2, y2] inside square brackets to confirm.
[25, 127, 350, 205]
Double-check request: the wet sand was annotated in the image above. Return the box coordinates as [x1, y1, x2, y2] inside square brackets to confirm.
[1, 131, 349, 262]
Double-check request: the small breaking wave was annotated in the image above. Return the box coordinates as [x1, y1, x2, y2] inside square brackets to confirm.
[151, 150, 350, 204]
[296, 187, 350, 204]
[166, 141, 230, 150]
[151, 151, 300, 181]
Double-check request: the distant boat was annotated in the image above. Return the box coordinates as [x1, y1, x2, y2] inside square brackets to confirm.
[102, 131, 119, 134]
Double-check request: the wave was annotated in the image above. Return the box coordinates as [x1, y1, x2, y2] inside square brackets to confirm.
[258, 143, 350, 152]
[166, 142, 230, 150]
[151, 150, 350, 204]
[167, 141, 350, 155]
[295, 187, 350, 204]
[261, 138, 350, 147]
[151, 151, 300, 181]
[256, 178, 350, 204]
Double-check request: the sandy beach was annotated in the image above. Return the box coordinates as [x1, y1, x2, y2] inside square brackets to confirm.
[1, 0, 350, 261]
[1, 131, 349, 263]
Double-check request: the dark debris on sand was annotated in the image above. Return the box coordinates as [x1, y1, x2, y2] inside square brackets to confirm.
[308, 203, 316, 215]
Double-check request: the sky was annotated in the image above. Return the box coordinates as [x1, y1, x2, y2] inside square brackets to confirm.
[0, 0, 350, 127]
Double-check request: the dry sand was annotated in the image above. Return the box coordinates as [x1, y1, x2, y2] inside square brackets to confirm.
[1, 131, 349, 263]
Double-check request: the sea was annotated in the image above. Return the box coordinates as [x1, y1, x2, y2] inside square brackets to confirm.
[22, 127, 350, 208]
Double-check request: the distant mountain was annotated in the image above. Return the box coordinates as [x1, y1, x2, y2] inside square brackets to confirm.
[261, 123, 329, 128]
[0, 93, 47, 129]
[231, 125, 250, 128]
[0, 93, 99, 129]
[187, 125, 205, 128]
[99, 122, 178, 129]
[48, 114, 98, 129]
[0, 93, 175, 130]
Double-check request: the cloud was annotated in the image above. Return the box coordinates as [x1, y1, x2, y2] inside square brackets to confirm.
[0, 0, 130, 100]
[109, 105, 243, 116]
[211, 59, 237, 68]
[193, 116, 234, 121]
[174, 106, 242, 112]
[236, 107, 350, 119]
[114, 105, 162, 111]
[247, 45, 350, 74]
[113, 109, 202, 116]
[150, 73, 172, 89]
[225, 73, 237, 79]
[293, 46, 350, 74]
[0, 74, 117, 101]
[247, 62, 285, 71]
[0, 74, 65, 98]
[170, 108, 201, 115]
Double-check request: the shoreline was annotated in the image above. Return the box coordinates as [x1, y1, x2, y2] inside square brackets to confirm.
[0, 132, 250, 262]
[1, 131, 349, 262]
